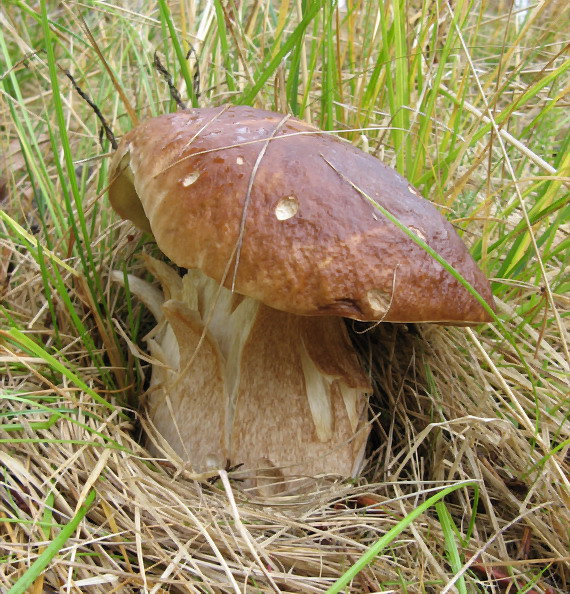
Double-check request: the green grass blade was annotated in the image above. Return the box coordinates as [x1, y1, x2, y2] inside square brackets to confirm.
[321, 1, 336, 130]
[0, 211, 76, 275]
[213, 0, 237, 94]
[436, 501, 468, 594]
[391, 0, 410, 175]
[7, 489, 97, 594]
[325, 482, 476, 593]
[237, 0, 326, 106]
[157, 0, 198, 108]
[3, 327, 115, 412]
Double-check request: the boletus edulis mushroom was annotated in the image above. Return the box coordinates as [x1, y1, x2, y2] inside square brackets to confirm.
[108, 105, 494, 493]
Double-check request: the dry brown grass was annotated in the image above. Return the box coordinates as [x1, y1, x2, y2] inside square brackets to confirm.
[1, 263, 568, 591]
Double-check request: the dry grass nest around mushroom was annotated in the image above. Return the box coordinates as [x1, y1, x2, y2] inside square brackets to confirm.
[1, 239, 568, 592]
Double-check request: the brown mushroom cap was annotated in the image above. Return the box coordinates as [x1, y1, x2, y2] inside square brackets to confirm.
[109, 105, 494, 324]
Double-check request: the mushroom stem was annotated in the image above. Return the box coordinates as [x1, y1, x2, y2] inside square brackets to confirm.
[127, 256, 371, 493]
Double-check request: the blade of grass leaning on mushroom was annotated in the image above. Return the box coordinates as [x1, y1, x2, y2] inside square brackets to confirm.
[108, 105, 495, 493]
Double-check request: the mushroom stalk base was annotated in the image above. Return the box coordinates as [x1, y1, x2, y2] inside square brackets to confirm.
[123, 256, 371, 494]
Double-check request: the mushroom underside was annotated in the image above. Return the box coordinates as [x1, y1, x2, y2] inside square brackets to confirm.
[116, 255, 372, 494]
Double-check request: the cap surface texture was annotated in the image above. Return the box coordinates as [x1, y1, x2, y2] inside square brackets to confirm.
[109, 106, 494, 324]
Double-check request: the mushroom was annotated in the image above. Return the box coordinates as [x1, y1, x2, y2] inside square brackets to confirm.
[108, 105, 494, 493]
